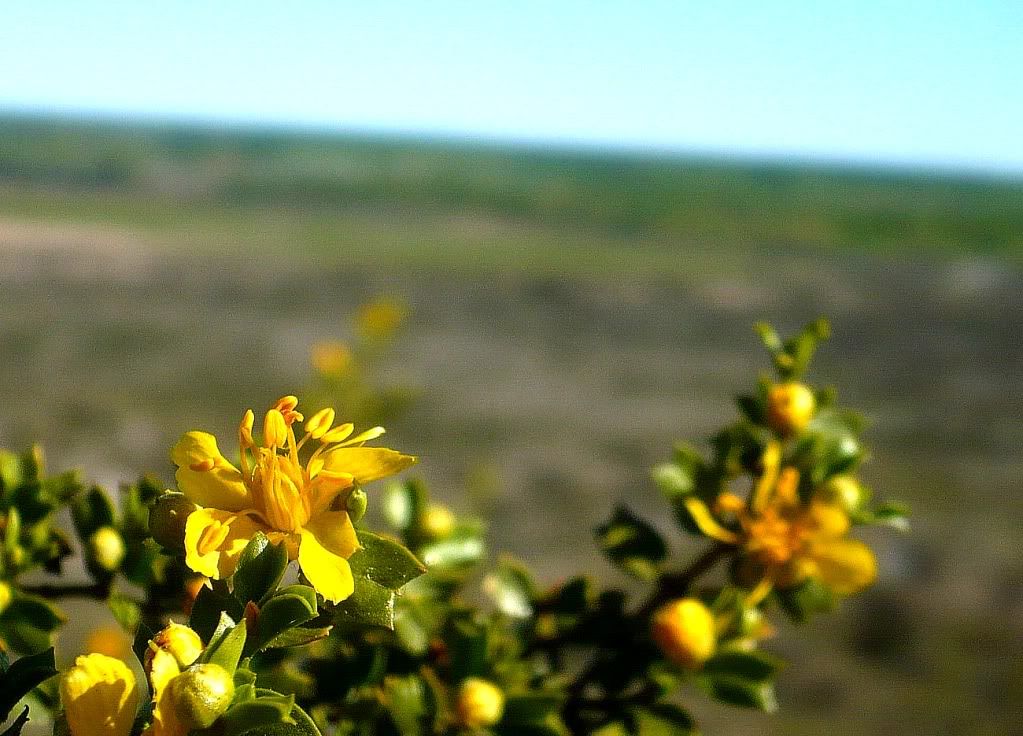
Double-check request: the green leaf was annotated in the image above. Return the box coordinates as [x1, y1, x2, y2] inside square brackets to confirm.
[418, 530, 484, 573]
[71, 486, 116, 541]
[776, 578, 836, 624]
[633, 703, 696, 735]
[501, 692, 566, 727]
[3, 596, 65, 633]
[697, 673, 777, 712]
[383, 675, 428, 736]
[232, 533, 289, 606]
[222, 694, 297, 736]
[484, 557, 536, 619]
[190, 583, 244, 642]
[703, 649, 783, 682]
[0, 706, 30, 736]
[332, 577, 394, 629]
[199, 616, 247, 675]
[445, 616, 488, 682]
[235, 701, 322, 736]
[253, 594, 317, 652]
[107, 594, 141, 632]
[260, 626, 332, 650]
[596, 506, 667, 582]
[0, 648, 57, 722]
[383, 479, 427, 535]
[353, 531, 427, 590]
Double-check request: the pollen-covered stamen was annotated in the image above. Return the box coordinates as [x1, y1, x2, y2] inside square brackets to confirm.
[304, 408, 336, 441]
[273, 395, 299, 413]
[263, 409, 288, 449]
[196, 518, 233, 555]
[238, 409, 255, 478]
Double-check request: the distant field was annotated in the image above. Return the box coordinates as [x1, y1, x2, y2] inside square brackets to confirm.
[1, 114, 1021, 273]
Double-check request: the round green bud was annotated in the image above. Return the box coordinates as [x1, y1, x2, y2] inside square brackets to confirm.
[149, 493, 197, 551]
[346, 488, 368, 523]
[89, 526, 126, 572]
[167, 663, 235, 730]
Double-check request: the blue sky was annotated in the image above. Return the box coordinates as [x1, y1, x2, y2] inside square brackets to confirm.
[1, 1, 1021, 172]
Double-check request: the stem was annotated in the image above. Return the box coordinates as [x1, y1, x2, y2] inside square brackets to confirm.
[20, 581, 110, 599]
[562, 542, 732, 733]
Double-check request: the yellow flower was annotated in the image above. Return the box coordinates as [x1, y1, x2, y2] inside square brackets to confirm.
[311, 340, 353, 377]
[60, 653, 140, 736]
[356, 297, 405, 340]
[651, 598, 717, 669]
[456, 678, 505, 728]
[765, 382, 816, 436]
[685, 442, 876, 598]
[173, 395, 416, 603]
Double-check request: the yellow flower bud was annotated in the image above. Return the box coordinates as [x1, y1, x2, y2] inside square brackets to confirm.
[766, 382, 816, 436]
[89, 526, 126, 572]
[166, 663, 235, 730]
[420, 505, 455, 540]
[0, 582, 12, 615]
[816, 474, 864, 512]
[149, 493, 198, 553]
[60, 653, 140, 736]
[146, 623, 204, 673]
[456, 678, 505, 728]
[651, 598, 717, 669]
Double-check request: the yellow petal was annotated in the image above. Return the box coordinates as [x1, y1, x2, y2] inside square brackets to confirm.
[183, 509, 266, 580]
[808, 538, 877, 595]
[172, 432, 251, 511]
[322, 446, 416, 484]
[683, 497, 739, 544]
[60, 653, 140, 736]
[298, 529, 356, 604]
[304, 510, 360, 559]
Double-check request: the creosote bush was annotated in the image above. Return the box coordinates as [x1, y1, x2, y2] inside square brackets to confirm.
[0, 316, 907, 736]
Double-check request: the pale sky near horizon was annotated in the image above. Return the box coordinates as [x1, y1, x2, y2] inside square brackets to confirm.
[1, 1, 1021, 173]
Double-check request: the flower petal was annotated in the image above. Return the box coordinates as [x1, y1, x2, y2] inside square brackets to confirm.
[183, 508, 266, 580]
[303, 510, 360, 559]
[321, 446, 416, 484]
[809, 538, 877, 595]
[298, 529, 356, 604]
[172, 432, 252, 511]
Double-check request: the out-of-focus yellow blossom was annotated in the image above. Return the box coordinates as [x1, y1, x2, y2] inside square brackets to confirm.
[651, 598, 717, 669]
[456, 678, 505, 728]
[172, 395, 415, 603]
[686, 442, 876, 598]
[420, 504, 456, 540]
[90, 526, 126, 571]
[60, 653, 140, 736]
[311, 341, 353, 377]
[356, 297, 405, 340]
[85, 625, 133, 661]
[0, 582, 12, 615]
[765, 382, 816, 436]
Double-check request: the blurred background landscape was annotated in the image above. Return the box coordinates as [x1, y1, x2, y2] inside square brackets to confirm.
[1, 1, 1022, 734]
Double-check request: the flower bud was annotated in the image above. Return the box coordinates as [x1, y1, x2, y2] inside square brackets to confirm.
[166, 663, 235, 730]
[766, 382, 816, 436]
[89, 526, 126, 572]
[420, 505, 455, 540]
[149, 493, 197, 551]
[60, 653, 140, 736]
[816, 474, 864, 513]
[0, 582, 12, 615]
[150, 623, 204, 672]
[651, 598, 717, 669]
[456, 677, 504, 728]
[346, 488, 368, 523]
